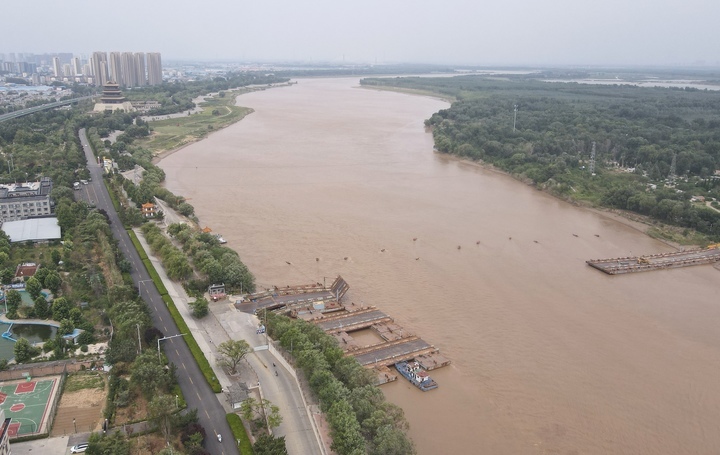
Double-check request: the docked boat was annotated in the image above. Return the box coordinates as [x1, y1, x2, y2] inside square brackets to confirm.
[395, 360, 438, 391]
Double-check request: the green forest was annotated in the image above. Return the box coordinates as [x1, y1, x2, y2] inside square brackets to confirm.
[361, 75, 720, 241]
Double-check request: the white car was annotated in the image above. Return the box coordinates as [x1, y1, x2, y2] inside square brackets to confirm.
[71, 443, 88, 453]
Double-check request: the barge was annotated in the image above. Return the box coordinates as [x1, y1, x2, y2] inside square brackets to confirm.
[395, 360, 438, 391]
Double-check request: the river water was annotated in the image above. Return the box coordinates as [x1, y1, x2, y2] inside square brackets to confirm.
[159, 77, 720, 454]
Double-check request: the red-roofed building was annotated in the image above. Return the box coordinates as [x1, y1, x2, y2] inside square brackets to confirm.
[141, 202, 157, 218]
[14, 262, 39, 282]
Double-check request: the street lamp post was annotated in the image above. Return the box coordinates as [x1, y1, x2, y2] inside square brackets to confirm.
[136, 323, 142, 354]
[157, 333, 188, 362]
[175, 394, 179, 409]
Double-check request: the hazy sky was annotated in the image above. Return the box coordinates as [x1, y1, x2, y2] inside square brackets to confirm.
[3, 0, 719, 66]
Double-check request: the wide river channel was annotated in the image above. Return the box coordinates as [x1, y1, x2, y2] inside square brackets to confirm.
[160, 77, 720, 454]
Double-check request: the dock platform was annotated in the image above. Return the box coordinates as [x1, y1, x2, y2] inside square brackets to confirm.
[241, 275, 451, 386]
[308, 305, 449, 373]
[587, 247, 720, 275]
[235, 275, 349, 314]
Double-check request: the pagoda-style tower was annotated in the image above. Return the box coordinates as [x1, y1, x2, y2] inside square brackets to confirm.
[100, 82, 127, 104]
[93, 81, 134, 112]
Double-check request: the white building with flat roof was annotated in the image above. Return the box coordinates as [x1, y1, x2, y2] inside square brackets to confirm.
[1, 217, 61, 243]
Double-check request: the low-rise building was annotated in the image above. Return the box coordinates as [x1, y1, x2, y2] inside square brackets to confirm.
[208, 283, 226, 301]
[2, 218, 61, 244]
[0, 178, 53, 222]
[14, 262, 39, 282]
[0, 409, 11, 455]
[141, 202, 157, 218]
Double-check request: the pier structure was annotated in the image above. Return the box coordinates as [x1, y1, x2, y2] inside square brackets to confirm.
[236, 276, 450, 386]
[587, 247, 720, 275]
[235, 276, 349, 315]
[307, 305, 450, 385]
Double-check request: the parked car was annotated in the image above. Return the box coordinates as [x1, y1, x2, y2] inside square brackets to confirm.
[71, 443, 89, 453]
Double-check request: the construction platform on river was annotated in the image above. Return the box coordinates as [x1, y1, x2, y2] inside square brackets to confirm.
[235, 276, 450, 385]
[587, 246, 720, 275]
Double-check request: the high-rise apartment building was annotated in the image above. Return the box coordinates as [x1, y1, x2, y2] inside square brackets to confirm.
[109, 52, 122, 84]
[134, 52, 146, 86]
[89, 51, 159, 87]
[72, 57, 82, 76]
[146, 52, 162, 86]
[91, 51, 109, 86]
[52, 57, 62, 77]
[120, 52, 136, 87]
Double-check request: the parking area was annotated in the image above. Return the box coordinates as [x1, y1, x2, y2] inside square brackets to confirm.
[8, 435, 69, 455]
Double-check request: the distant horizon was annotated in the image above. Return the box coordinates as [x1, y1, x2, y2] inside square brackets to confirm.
[4, 0, 719, 70]
[3, 51, 720, 73]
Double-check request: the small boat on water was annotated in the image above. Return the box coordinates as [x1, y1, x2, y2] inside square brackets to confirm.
[395, 360, 438, 391]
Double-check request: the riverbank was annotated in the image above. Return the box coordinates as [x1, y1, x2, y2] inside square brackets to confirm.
[435, 151, 713, 252]
[145, 83, 294, 163]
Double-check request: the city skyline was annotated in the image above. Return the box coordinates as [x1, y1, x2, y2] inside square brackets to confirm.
[1, 51, 162, 87]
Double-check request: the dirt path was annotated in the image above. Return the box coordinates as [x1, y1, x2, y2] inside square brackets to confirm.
[50, 384, 106, 436]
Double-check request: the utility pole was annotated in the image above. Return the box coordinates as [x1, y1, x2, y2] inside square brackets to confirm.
[669, 152, 677, 182]
[513, 104, 518, 133]
[136, 323, 142, 354]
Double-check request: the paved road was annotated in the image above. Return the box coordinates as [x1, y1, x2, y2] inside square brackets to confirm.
[213, 303, 325, 455]
[78, 129, 238, 455]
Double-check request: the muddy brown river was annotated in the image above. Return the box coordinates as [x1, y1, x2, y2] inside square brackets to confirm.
[160, 77, 720, 454]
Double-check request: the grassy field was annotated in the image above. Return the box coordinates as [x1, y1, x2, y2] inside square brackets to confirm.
[64, 371, 105, 393]
[138, 90, 255, 154]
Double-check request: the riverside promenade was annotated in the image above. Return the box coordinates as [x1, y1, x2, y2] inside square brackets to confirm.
[133, 228, 327, 455]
